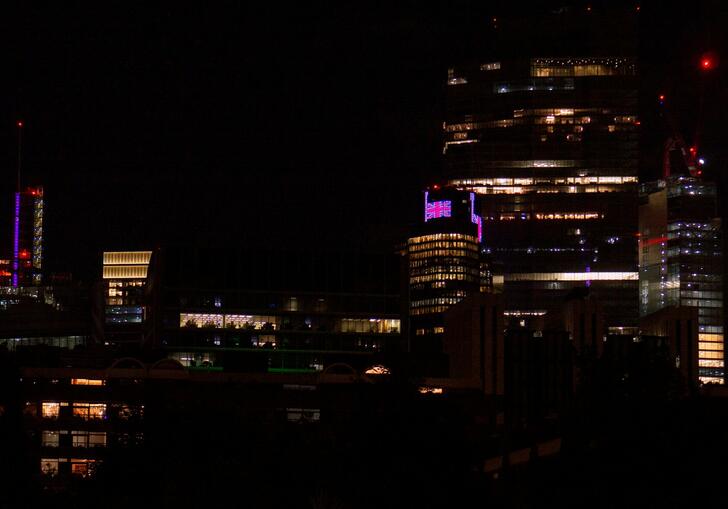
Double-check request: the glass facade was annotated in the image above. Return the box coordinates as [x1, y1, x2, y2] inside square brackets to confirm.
[639, 176, 724, 383]
[443, 55, 639, 327]
[148, 248, 402, 373]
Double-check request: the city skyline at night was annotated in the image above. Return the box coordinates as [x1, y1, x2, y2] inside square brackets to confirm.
[2, 3, 728, 508]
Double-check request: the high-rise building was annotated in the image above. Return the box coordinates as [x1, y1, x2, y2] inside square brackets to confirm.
[10, 186, 44, 287]
[406, 187, 487, 353]
[443, 9, 639, 330]
[102, 251, 152, 334]
[639, 176, 724, 384]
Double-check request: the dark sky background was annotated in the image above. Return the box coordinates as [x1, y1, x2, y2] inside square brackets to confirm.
[2, 1, 727, 282]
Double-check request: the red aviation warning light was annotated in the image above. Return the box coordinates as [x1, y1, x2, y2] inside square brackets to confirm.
[700, 53, 718, 71]
[16, 120, 23, 128]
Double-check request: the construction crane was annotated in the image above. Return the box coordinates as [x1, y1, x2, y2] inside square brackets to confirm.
[659, 53, 716, 178]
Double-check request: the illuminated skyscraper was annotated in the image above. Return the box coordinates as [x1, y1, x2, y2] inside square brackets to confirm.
[406, 187, 487, 352]
[11, 186, 44, 287]
[102, 251, 152, 330]
[443, 9, 639, 329]
[639, 176, 724, 384]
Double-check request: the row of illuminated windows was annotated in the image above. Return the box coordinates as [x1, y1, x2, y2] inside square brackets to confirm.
[699, 333, 724, 342]
[505, 272, 638, 282]
[408, 250, 479, 261]
[410, 273, 478, 285]
[699, 351, 725, 360]
[443, 113, 633, 132]
[102, 265, 148, 280]
[415, 327, 445, 335]
[1, 335, 87, 352]
[410, 269, 478, 279]
[408, 233, 477, 244]
[496, 212, 603, 221]
[460, 185, 633, 196]
[410, 268, 480, 278]
[514, 107, 609, 118]
[71, 378, 105, 386]
[411, 296, 466, 309]
[699, 360, 724, 368]
[108, 280, 144, 288]
[38, 402, 143, 420]
[531, 58, 636, 77]
[699, 342, 724, 352]
[181, 313, 279, 330]
[338, 319, 400, 334]
[410, 305, 451, 316]
[450, 176, 637, 186]
[42, 430, 106, 448]
[41, 458, 99, 478]
[699, 376, 724, 384]
[180, 313, 400, 334]
[408, 241, 478, 251]
[409, 264, 478, 275]
[42, 402, 105, 420]
[103, 251, 152, 266]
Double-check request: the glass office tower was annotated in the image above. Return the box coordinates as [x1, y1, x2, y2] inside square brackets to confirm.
[639, 176, 724, 384]
[443, 10, 639, 328]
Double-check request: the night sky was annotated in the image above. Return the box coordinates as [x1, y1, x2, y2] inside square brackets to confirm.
[3, 1, 727, 282]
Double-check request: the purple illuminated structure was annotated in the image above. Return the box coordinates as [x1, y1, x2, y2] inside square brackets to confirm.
[12, 192, 20, 287]
[470, 192, 483, 243]
[11, 187, 44, 287]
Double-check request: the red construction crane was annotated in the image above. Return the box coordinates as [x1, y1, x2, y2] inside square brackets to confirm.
[660, 52, 716, 178]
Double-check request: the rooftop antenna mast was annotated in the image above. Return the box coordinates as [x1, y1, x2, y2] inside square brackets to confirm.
[16, 120, 23, 192]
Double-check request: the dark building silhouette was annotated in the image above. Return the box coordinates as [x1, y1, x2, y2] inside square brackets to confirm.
[504, 327, 574, 430]
[640, 306, 700, 389]
[444, 292, 504, 398]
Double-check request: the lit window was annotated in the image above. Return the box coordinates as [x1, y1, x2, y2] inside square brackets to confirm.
[72, 403, 106, 420]
[72, 431, 107, 448]
[42, 402, 60, 419]
[42, 431, 60, 447]
[480, 62, 500, 71]
[434, 326, 445, 334]
[70, 459, 99, 478]
[364, 365, 391, 375]
[418, 387, 444, 395]
[71, 379, 105, 386]
[40, 459, 59, 476]
[505, 272, 638, 282]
